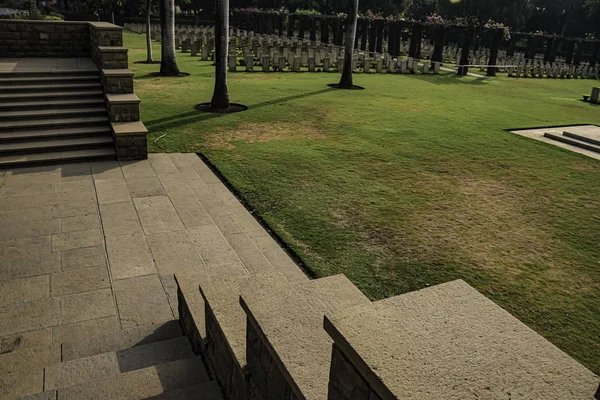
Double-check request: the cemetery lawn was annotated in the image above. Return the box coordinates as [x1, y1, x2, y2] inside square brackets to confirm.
[126, 31, 600, 374]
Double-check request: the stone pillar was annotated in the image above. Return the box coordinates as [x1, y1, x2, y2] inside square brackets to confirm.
[590, 87, 599, 103]
[292, 56, 301, 71]
[321, 17, 329, 44]
[190, 42, 198, 56]
[323, 57, 330, 72]
[375, 20, 384, 54]
[360, 20, 368, 51]
[245, 56, 254, 71]
[278, 56, 286, 70]
[262, 55, 270, 72]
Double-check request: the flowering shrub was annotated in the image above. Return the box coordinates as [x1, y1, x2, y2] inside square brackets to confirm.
[295, 9, 320, 16]
[424, 13, 446, 24]
[235, 7, 260, 14]
[484, 19, 511, 40]
[364, 9, 377, 20]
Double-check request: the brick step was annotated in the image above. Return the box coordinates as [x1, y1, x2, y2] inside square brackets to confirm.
[563, 130, 600, 147]
[0, 75, 100, 85]
[0, 97, 105, 111]
[0, 82, 102, 93]
[57, 356, 210, 400]
[0, 125, 111, 142]
[0, 69, 99, 79]
[62, 319, 183, 362]
[44, 336, 195, 390]
[0, 135, 113, 155]
[0, 116, 109, 131]
[0, 107, 107, 121]
[544, 132, 600, 154]
[0, 147, 115, 169]
[0, 90, 104, 102]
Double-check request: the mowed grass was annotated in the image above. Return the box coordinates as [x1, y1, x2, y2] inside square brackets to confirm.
[125, 31, 600, 373]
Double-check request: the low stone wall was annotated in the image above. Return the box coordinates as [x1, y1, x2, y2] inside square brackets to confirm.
[0, 20, 89, 57]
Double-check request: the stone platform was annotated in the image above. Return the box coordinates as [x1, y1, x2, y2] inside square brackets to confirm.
[511, 124, 600, 160]
[0, 152, 304, 363]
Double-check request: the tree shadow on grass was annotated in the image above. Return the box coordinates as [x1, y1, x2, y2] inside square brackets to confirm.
[410, 71, 491, 86]
[144, 87, 333, 132]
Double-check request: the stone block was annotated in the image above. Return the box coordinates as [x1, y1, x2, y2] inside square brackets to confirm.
[60, 288, 116, 324]
[114, 274, 174, 329]
[106, 231, 156, 280]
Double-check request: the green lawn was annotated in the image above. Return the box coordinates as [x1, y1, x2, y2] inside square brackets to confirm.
[125, 30, 600, 374]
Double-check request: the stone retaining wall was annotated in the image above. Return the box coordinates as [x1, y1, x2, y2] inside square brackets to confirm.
[0, 20, 89, 57]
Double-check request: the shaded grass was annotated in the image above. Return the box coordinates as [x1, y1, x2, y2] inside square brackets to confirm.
[125, 31, 600, 373]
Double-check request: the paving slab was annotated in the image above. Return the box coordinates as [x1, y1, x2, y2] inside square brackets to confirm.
[120, 159, 156, 180]
[114, 274, 174, 329]
[95, 178, 131, 204]
[188, 225, 240, 267]
[45, 351, 119, 390]
[0, 275, 49, 307]
[157, 173, 194, 196]
[146, 230, 206, 276]
[51, 201, 97, 218]
[51, 316, 120, 345]
[106, 231, 156, 280]
[60, 288, 117, 325]
[0, 297, 60, 337]
[134, 195, 186, 234]
[50, 265, 110, 296]
[61, 244, 106, 270]
[0, 206, 53, 224]
[0, 328, 52, 355]
[60, 213, 101, 233]
[90, 160, 124, 180]
[224, 232, 273, 274]
[148, 153, 178, 174]
[127, 176, 166, 198]
[99, 201, 143, 237]
[0, 218, 61, 241]
[51, 228, 103, 252]
[511, 124, 600, 161]
[168, 193, 213, 228]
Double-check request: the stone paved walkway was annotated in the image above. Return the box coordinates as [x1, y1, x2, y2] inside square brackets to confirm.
[0, 153, 306, 351]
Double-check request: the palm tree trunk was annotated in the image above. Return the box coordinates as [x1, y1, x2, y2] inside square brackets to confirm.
[160, 0, 180, 76]
[338, 0, 359, 88]
[145, 0, 153, 63]
[210, 0, 230, 109]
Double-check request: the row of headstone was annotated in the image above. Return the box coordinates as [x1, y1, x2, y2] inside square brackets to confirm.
[123, 22, 598, 79]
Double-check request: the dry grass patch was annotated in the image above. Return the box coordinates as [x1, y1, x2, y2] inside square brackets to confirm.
[411, 176, 565, 277]
[200, 122, 326, 150]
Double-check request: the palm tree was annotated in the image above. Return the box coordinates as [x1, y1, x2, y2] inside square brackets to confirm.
[211, 0, 229, 109]
[145, 0, 154, 63]
[159, 0, 181, 76]
[337, 0, 360, 89]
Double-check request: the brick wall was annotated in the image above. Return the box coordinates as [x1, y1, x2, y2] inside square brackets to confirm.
[0, 20, 89, 57]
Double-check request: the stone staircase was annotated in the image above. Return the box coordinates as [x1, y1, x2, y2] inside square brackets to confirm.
[1, 319, 224, 400]
[544, 129, 600, 153]
[0, 70, 116, 168]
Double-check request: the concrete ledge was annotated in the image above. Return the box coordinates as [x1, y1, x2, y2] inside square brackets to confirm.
[111, 121, 148, 160]
[105, 94, 140, 122]
[324, 280, 600, 400]
[97, 46, 129, 53]
[105, 93, 140, 104]
[88, 22, 123, 31]
[102, 69, 134, 77]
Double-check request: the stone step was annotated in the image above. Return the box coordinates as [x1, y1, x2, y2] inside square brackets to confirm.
[0, 90, 104, 102]
[563, 130, 600, 147]
[57, 355, 210, 400]
[0, 135, 113, 155]
[0, 69, 99, 79]
[544, 132, 600, 154]
[0, 75, 100, 85]
[236, 274, 371, 400]
[62, 319, 183, 362]
[0, 147, 115, 169]
[0, 97, 105, 111]
[0, 344, 61, 399]
[0, 107, 107, 121]
[13, 390, 57, 400]
[147, 381, 224, 400]
[44, 336, 195, 390]
[0, 82, 102, 93]
[0, 125, 112, 142]
[0, 116, 109, 131]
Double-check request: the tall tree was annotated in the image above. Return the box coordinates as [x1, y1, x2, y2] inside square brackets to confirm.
[211, 0, 230, 108]
[337, 0, 360, 88]
[159, 0, 181, 75]
[145, 0, 154, 63]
